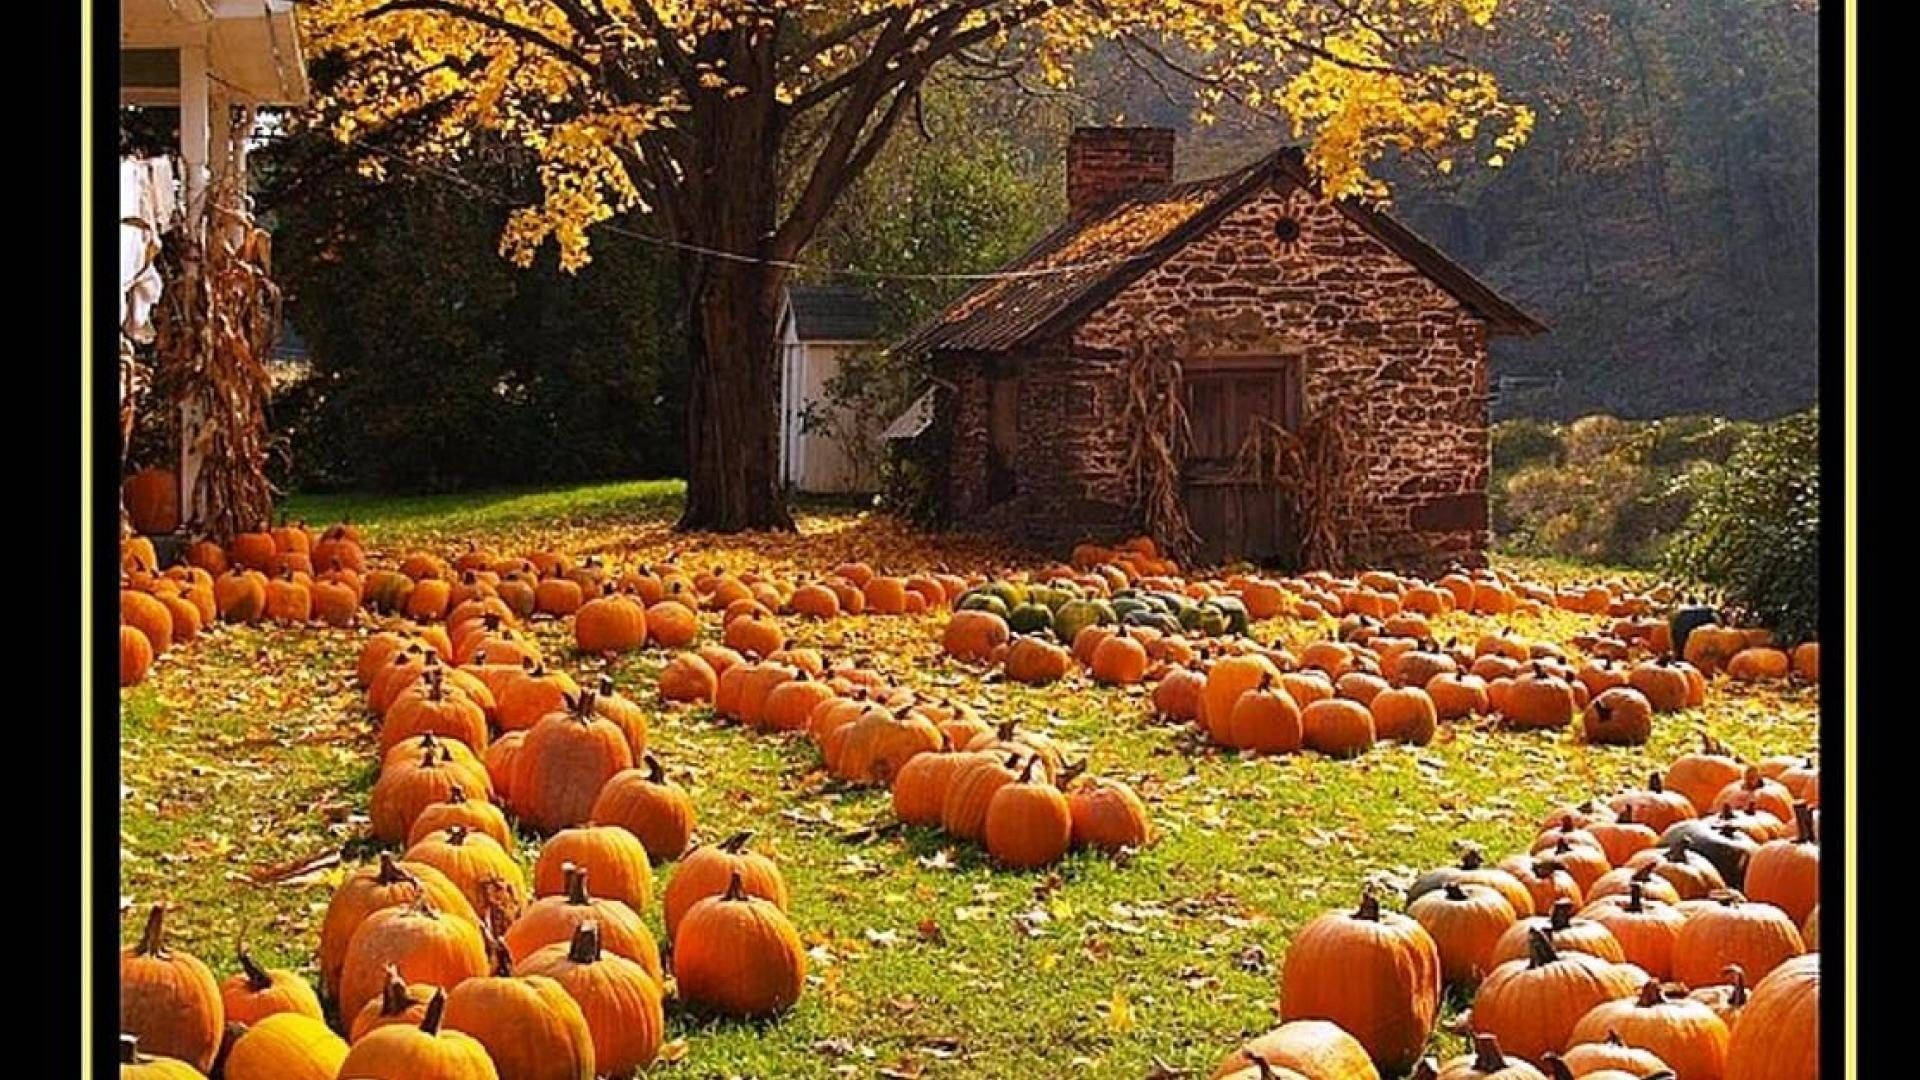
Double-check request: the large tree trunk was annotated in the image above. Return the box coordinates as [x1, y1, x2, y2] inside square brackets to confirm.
[678, 258, 794, 532]
[672, 24, 796, 534]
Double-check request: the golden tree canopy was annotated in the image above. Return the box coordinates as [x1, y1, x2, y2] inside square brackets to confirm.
[302, 0, 1534, 271]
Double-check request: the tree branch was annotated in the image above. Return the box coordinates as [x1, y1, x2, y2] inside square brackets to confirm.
[365, 0, 599, 74]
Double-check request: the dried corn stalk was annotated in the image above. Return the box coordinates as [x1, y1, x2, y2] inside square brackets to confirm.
[1230, 402, 1355, 571]
[1118, 331, 1200, 564]
[150, 166, 282, 541]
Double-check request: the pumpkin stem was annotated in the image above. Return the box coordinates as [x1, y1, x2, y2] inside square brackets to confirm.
[1636, 979, 1664, 1007]
[420, 988, 449, 1035]
[1459, 847, 1484, 871]
[1541, 1054, 1575, 1080]
[565, 863, 590, 905]
[238, 946, 272, 991]
[1244, 1050, 1276, 1079]
[1626, 881, 1646, 913]
[120, 1034, 139, 1065]
[1470, 1033, 1508, 1070]
[719, 831, 754, 854]
[1618, 804, 1636, 825]
[1018, 755, 1043, 784]
[1525, 927, 1559, 969]
[1442, 882, 1470, 902]
[1549, 897, 1576, 931]
[379, 965, 410, 1015]
[567, 921, 603, 964]
[1793, 802, 1816, 843]
[644, 753, 666, 784]
[1354, 885, 1382, 922]
[137, 903, 167, 957]
[375, 852, 414, 886]
[446, 784, 467, 805]
[722, 867, 749, 902]
[1726, 965, 1749, 1004]
[1410, 1058, 1440, 1080]
[1649, 772, 1665, 793]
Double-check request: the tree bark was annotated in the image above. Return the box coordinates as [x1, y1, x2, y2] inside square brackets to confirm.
[677, 258, 795, 532]
[673, 22, 796, 534]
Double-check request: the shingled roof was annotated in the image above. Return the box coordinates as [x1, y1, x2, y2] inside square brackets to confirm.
[896, 148, 1544, 357]
[786, 285, 883, 342]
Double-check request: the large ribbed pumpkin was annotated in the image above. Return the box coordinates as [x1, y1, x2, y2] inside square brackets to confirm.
[337, 897, 490, 1021]
[1670, 891, 1804, 988]
[1568, 980, 1729, 1080]
[1722, 953, 1817, 1080]
[511, 692, 634, 833]
[120, 905, 223, 1073]
[318, 854, 477, 1005]
[1279, 887, 1442, 1073]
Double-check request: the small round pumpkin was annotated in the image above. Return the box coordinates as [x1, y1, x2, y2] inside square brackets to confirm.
[443, 942, 596, 1080]
[589, 754, 696, 862]
[1471, 929, 1646, 1066]
[1067, 778, 1153, 852]
[1569, 981, 1728, 1080]
[335, 989, 500, 1080]
[220, 947, 323, 1025]
[1301, 697, 1377, 758]
[672, 870, 808, 1018]
[1410, 883, 1519, 986]
[221, 1013, 349, 1080]
[984, 756, 1073, 869]
[662, 831, 790, 940]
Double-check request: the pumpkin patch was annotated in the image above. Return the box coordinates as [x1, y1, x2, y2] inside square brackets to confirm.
[116, 503, 1823, 1076]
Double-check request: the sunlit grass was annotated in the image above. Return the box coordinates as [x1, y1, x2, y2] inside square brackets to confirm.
[121, 485, 1819, 1077]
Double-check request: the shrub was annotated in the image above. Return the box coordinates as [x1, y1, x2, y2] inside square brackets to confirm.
[1491, 417, 1562, 471]
[1661, 410, 1819, 640]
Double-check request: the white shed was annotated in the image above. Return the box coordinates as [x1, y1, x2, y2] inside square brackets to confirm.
[778, 286, 884, 495]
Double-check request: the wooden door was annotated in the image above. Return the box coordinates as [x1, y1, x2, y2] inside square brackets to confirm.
[1183, 357, 1302, 567]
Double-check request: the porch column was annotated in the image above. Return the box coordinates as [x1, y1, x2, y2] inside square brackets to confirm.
[177, 44, 211, 531]
[178, 44, 210, 223]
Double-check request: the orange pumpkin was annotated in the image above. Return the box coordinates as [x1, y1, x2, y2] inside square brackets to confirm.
[1279, 887, 1442, 1073]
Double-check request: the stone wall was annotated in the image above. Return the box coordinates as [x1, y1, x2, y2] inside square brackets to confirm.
[946, 357, 990, 517]
[1072, 181, 1493, 572]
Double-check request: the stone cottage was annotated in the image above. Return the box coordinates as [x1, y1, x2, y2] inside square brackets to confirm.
[893, 127, 1544, 571]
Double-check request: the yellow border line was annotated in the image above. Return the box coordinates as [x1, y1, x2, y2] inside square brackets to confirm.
[1843, 0, 1858, 1074]
[80, 0, 95, 1070]
[1843, 0, 1857, 1074]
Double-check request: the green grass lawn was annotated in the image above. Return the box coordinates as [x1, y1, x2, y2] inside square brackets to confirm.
[123, 481, 1820, 1077]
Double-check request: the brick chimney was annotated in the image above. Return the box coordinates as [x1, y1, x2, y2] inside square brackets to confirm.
[1066, 126, 1176, 217]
